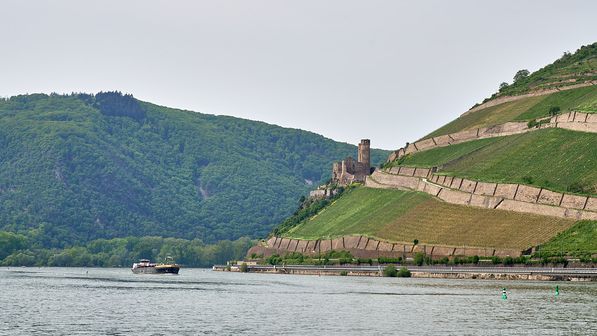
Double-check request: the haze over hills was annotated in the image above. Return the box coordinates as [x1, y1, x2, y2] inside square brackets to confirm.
[261, 42, 597, 259]
[0, 92, 387, 248]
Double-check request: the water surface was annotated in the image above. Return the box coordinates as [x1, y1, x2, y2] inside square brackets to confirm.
[1, 267, 595, 335]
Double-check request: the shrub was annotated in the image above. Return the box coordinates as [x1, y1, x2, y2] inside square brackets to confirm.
[266, 254, 282, 265]
[339, 270, 348, 276]
[527, 119, 550, 129]
[438, 257, 449, 265]
[491, 256, 502, 265]
[514, 256, 528, 265]
[549, 106, 561, 116]
[324, 250, 353, 259]
[414, 252, 426, 266]
[567, 182, 589, 194]
[397, 267, 411, 277]
[513, 69, 530, 82]
[357, 258, 373, 265]
[383, 265, 398, 277]
[503, 256, 514, 266]
[470, 255, 480, 264]
[239, 263, 248, 272]
[378, 257, 402, 264]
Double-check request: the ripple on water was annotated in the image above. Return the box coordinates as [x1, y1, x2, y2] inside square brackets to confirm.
[1, 267, 596, 335]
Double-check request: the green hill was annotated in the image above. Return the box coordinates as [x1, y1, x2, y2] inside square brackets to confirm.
[272, 42, 597, 256]
[396, 128, 597, 195]
[495, 43, 597, 97]
[283, 187, 573, 250]
[0, 92, 387, 247]
[426, 85, 597, 138]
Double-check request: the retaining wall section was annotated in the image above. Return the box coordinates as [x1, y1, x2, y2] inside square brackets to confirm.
[386, 111, 597, 163]
[366, 170, 597, 221]
[461, 81, 597, 116]
[246, 235, 522, 259]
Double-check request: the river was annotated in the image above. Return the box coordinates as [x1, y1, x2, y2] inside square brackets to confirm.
[1, 267, 595, 335]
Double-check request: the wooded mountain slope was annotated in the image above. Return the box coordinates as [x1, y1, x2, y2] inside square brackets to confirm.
[0, 92, 386, 247]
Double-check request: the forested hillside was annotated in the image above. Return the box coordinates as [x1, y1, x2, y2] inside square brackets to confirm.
[0, 92, 387, 248]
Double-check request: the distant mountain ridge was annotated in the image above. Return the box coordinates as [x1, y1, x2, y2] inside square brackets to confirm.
[0, 92, 387, 247]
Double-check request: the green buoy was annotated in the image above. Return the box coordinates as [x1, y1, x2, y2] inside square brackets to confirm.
[555, 285, 560, 297]
[502, 288, 507, 300]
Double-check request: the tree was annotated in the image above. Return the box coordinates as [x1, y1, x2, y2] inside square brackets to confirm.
[414, 252, 425, 266]
[513, 69, 530, 82]
[499, 82, 509, 91]
[383, 265, 398, 277]
[549, 106, 561, 116]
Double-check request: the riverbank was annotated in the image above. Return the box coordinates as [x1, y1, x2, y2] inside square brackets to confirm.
[213, 264, 597, 281]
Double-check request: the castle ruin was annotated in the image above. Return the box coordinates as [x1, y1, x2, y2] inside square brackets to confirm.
[332, 139, 371, 185]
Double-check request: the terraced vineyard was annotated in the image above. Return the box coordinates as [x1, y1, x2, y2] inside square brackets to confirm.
[425, 85, 597, 138]
[272, 42, 597, 256]
[284, 187, 574, 250]
[397, 128, 597, 195]
[538, 220, 597, 254]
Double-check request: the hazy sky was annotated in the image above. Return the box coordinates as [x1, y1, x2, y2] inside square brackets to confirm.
[2, 1, 596, 149]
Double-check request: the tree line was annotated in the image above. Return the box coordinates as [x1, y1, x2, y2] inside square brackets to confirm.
[0, 231, 254, 268]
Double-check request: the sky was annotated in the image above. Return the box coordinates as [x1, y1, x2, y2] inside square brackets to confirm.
[1, 1, 596, 150]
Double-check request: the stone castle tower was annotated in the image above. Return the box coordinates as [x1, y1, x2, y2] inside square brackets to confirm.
[358, 139, 370, 168]
[331, 139, 371, 185]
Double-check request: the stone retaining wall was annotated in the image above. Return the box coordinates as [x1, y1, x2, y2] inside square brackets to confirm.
[246, 235, 521, 259]
[386, 111, 597, 162]
[366, 170, 597, 221]
[462, 81, 597, 116]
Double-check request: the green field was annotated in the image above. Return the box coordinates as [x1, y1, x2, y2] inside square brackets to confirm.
[538, 221, 597, 255]
[396, 128, 597, 195]
[284, 187, 574, 249]
[514, 85, 597, 120]
[425, 85, 597, 138]
[284, 188, 430, 239]
[393, 137, 501, 168]
[425, 95, 545, 139]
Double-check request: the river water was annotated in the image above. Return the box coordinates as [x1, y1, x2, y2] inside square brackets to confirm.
[1, 267, 595, 335]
